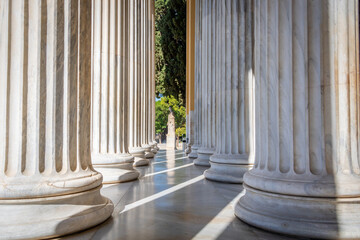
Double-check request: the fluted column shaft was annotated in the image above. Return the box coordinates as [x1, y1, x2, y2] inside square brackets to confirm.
[148, 0, 158, 153]
[0, 1, 113, 238]
[92, 0, 139, 183]
[140, 0, 154, 158]
[194, 0, 216, 166]
[236, 1, 360, 238]
[204, 0, 254, 183]
[185, 0, 196, 155]
[128, 0, 149, 166]
[188, 0, 202, 159]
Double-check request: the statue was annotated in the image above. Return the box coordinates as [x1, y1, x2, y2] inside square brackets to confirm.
[166, 107, 176, 149]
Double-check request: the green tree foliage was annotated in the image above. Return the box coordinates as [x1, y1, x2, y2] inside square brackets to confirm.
[155, 98, 169, 135]
[155, 96, 186, 139]
[155, 0, 166, 96]
[155, 0, 186, 104]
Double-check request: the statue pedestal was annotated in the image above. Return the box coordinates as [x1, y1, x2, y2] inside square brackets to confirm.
[166, 135, 176, 150]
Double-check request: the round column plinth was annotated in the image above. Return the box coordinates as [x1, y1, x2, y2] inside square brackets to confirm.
[94, 162, 134, 170]
[130, 148, 150, 167]
[185, 144, 191, 155]
[0, 171, 103, 199]
[188, 145, 199, 159]
[94, 168, 139, 184]
[204, 154, 252, 183]
[142, 145, 154, 158]
[150, 147, 157, 154]
[149, 143, 158, 154]
[92, 153, 134, 166]
[152, 141, 160, 151]
[235, 184, 360, 239]
[194, 148, 214, 167]
[145, 152, 154, 158]
[0, 186, 113, 240]
[92, 153, 139, 183]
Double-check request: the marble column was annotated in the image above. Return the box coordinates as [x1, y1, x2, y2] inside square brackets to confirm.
[236, 0, 360, 238]
[194, 0, 216, 166]
[204, 0, 254, 183]
[92, 0, 139, 184]
[189, 0, 202, 159]
[185, 0, 196, 156]
[149, 0, 160, 154]
[0, 1, 113, 238]
[129, 0, 150, 166]
[148, 0, 158, 154]
[140, 0, 154, 159]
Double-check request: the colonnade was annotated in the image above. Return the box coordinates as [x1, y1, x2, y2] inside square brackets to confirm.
[0, 0, 156, 239]
[92, 0, 138, 183]
[91, 0, 156, 183]
[193, 0, 217, 167]
[203, 0, 254, 183]
[237, 1, 360, 238]
[189, 0, 255, 179]
[189, 0, 360, 238]
[1, 0, 359, 238]
[128, 0, 153, 166]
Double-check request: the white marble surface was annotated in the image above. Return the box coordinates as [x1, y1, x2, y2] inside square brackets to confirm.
[92, 0, 140, 184]
[237, 0, 360, 238]
[128, 0, 150, 167]
[60, 149, 304, 240]
[188, 0, 203, 159]
[204, 0, 254, 184]
[194, 0, 217, 167]
[139, 0, 157, 154]
[0, 1, 113, 238]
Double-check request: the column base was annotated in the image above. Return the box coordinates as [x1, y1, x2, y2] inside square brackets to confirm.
[204, 154, 252, 183]
[94, 167, 139, 184]
[185, 144, 191, 155]
[130, 148, 150, 167]
[145, 152, 154, 158]
[92, 153, 139, 183]
[188, 150, 198, 158]
[235, 184, 360, 239]
[92, 153, 134, 165]
[188, 145, 199, 159]
[142, 145, 155, 158]
[0, 186, 113, 240]
[194, 148, 214, 167]
[133, 159, 150, 167]
[149, 142, 158, 154]
[152, 141, 160, 151]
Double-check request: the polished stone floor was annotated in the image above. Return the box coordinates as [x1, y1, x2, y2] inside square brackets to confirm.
[61, 148, 306, 240]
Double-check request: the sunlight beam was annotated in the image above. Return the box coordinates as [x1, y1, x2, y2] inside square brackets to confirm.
[192, 191, 245, 240]
[144, 163, 194, 177]
[152, 156, 188, 165]
[154, 152, 185, 158]
[120, 175, 205, 214]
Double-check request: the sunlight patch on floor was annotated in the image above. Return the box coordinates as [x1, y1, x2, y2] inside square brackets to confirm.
[191, 190, 245, 240]
[120, 175, 205, 214]
[152, 156, 188, 165]
[144, 163, 194, 177]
